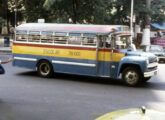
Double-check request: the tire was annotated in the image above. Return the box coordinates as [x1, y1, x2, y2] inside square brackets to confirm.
[37, 60, 53, 77]
[142, 77, 151, 82]
[122, 67, 142, 86]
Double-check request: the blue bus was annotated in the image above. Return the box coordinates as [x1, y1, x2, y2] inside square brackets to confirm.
[12, 23, 158, 86]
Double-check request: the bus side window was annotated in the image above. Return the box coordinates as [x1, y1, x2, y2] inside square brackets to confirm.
[54, 32, 67, 44]
[41, 31, 53, 43]
[68, 33, 81, 45]
[105, 36, 111, 48]
[28, 31, 40, 43]
[99, 36, 107, 48]
[82, 34, 96, 46]
[16, 30, 28, 42]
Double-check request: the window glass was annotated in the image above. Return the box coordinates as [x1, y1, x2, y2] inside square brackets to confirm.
[150, 46, 164, 52]
[68, 36, 81, 45]
[98, 36, 105, 48]
[69, 33, 81, 36]
[28, 31, 40, 42]
[55, 32, 67, 36]
[83, 33, 96, 37]
[42, 31, 53, 35]
[16, 30, 27, 34]
[82, 35, 97, 46]
[16, 30, 28, 42]
[53, 32, 67, 44]
[54, 36, 68, 44]
[29, 31, 40, 35]
[41, 34, 53, 43]
[16, 34, 28, 42]
[115, 35, 131, 49]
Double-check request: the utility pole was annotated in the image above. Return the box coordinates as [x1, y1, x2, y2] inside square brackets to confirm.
[14, 0, 17, 42]
[130, 0, 134, 43]
[15, 0, 17, 28]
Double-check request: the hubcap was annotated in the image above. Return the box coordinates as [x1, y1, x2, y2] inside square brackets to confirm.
[39, 63, 50, 76]
[125, 71, 138, 85]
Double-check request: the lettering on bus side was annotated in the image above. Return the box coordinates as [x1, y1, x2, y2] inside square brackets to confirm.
[68, 51, 81, 56]
[43, 49, 60, 55]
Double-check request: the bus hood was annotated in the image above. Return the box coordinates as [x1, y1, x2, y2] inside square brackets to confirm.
[126, 51, 155, 57]
[125, 51, 157, 63]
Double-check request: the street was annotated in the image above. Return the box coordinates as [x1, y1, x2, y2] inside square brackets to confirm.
[0, 54, 165, 120]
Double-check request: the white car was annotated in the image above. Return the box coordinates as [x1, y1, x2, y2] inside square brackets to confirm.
[145, 45, 165, 63]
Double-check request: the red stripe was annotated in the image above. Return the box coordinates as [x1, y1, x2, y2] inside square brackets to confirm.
[99, 48, 125, 54]
[13, 42, 96, 51]
[13, 42, 125, 54]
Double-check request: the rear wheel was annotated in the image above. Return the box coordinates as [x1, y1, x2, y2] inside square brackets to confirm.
[37, 60, 53, 77]
[122, 67, 142, 86]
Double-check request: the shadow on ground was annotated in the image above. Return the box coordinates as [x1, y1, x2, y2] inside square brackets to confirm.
[16, 70, 165, 91]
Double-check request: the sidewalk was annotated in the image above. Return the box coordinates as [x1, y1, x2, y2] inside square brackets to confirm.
[0, 35, 12, 54]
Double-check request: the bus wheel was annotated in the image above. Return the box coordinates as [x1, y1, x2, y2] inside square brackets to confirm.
[37, 60, 53, 77]
[122, 67, 141, 86]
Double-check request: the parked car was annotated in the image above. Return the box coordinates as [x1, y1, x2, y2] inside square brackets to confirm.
[144, 45, 165, 63]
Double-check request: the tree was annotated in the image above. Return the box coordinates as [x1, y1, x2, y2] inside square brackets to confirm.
[43, 0, 113, 24]
[1, 0, 164, 27]
[105, 0, 165, 26]
[8, 0, 24, 26]
[22, 0, 49, 22]
[151, 0, 165, 24]
[0, 0, 8, 26]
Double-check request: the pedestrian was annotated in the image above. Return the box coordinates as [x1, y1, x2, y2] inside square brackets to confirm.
[10, 25, 14, 39]
[0, 58, 13, 74]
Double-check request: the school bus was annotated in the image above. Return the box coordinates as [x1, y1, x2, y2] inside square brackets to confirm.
[12, 23, 158, 86]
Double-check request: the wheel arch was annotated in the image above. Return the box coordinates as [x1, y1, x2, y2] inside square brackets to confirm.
[36, 59, 52, 68]
[119, 63, 142, 75]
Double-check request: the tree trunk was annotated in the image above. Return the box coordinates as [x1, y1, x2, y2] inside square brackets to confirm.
[145, 0, 151, 27]
[141, 0, 151, 46]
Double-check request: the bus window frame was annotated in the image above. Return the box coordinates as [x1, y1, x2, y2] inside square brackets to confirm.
[15, 30, 105, 48]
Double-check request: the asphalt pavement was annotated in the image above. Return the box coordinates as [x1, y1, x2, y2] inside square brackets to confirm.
[0, 55, 165, 120]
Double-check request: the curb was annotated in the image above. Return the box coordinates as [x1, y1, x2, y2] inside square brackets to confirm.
[0, 47, 12, 55]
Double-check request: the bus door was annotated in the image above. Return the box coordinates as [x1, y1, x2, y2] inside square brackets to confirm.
[97, 36, 111, 77]
[109, 35, 124, 78]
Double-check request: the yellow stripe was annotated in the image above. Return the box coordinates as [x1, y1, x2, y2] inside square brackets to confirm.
[12, 45, 125, 62]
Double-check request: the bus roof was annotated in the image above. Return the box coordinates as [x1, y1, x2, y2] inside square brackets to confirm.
[15, 23, 128, 35]
[112, 32, 131, 36]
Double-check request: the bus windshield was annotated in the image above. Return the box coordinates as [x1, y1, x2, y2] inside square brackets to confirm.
[113, 35, 132, 49]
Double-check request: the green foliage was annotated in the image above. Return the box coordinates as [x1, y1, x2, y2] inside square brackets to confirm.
[43, 0, 114, 24]
[23, 0, 50, 22]
[0, 0, 165, 27]
[44, 0, 62, 9]
[151, 0, 165, 24]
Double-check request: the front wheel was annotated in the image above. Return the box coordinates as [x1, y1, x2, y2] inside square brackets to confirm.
[37, 60, 53, 77]
[122, 67, 142, 86]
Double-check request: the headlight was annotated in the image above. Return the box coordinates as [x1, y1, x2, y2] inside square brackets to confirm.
[156, 57, 159, 62]
[146, 59, 149, 65]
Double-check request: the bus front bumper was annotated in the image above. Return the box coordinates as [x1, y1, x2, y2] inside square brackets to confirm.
[144, 70, 158, 78]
